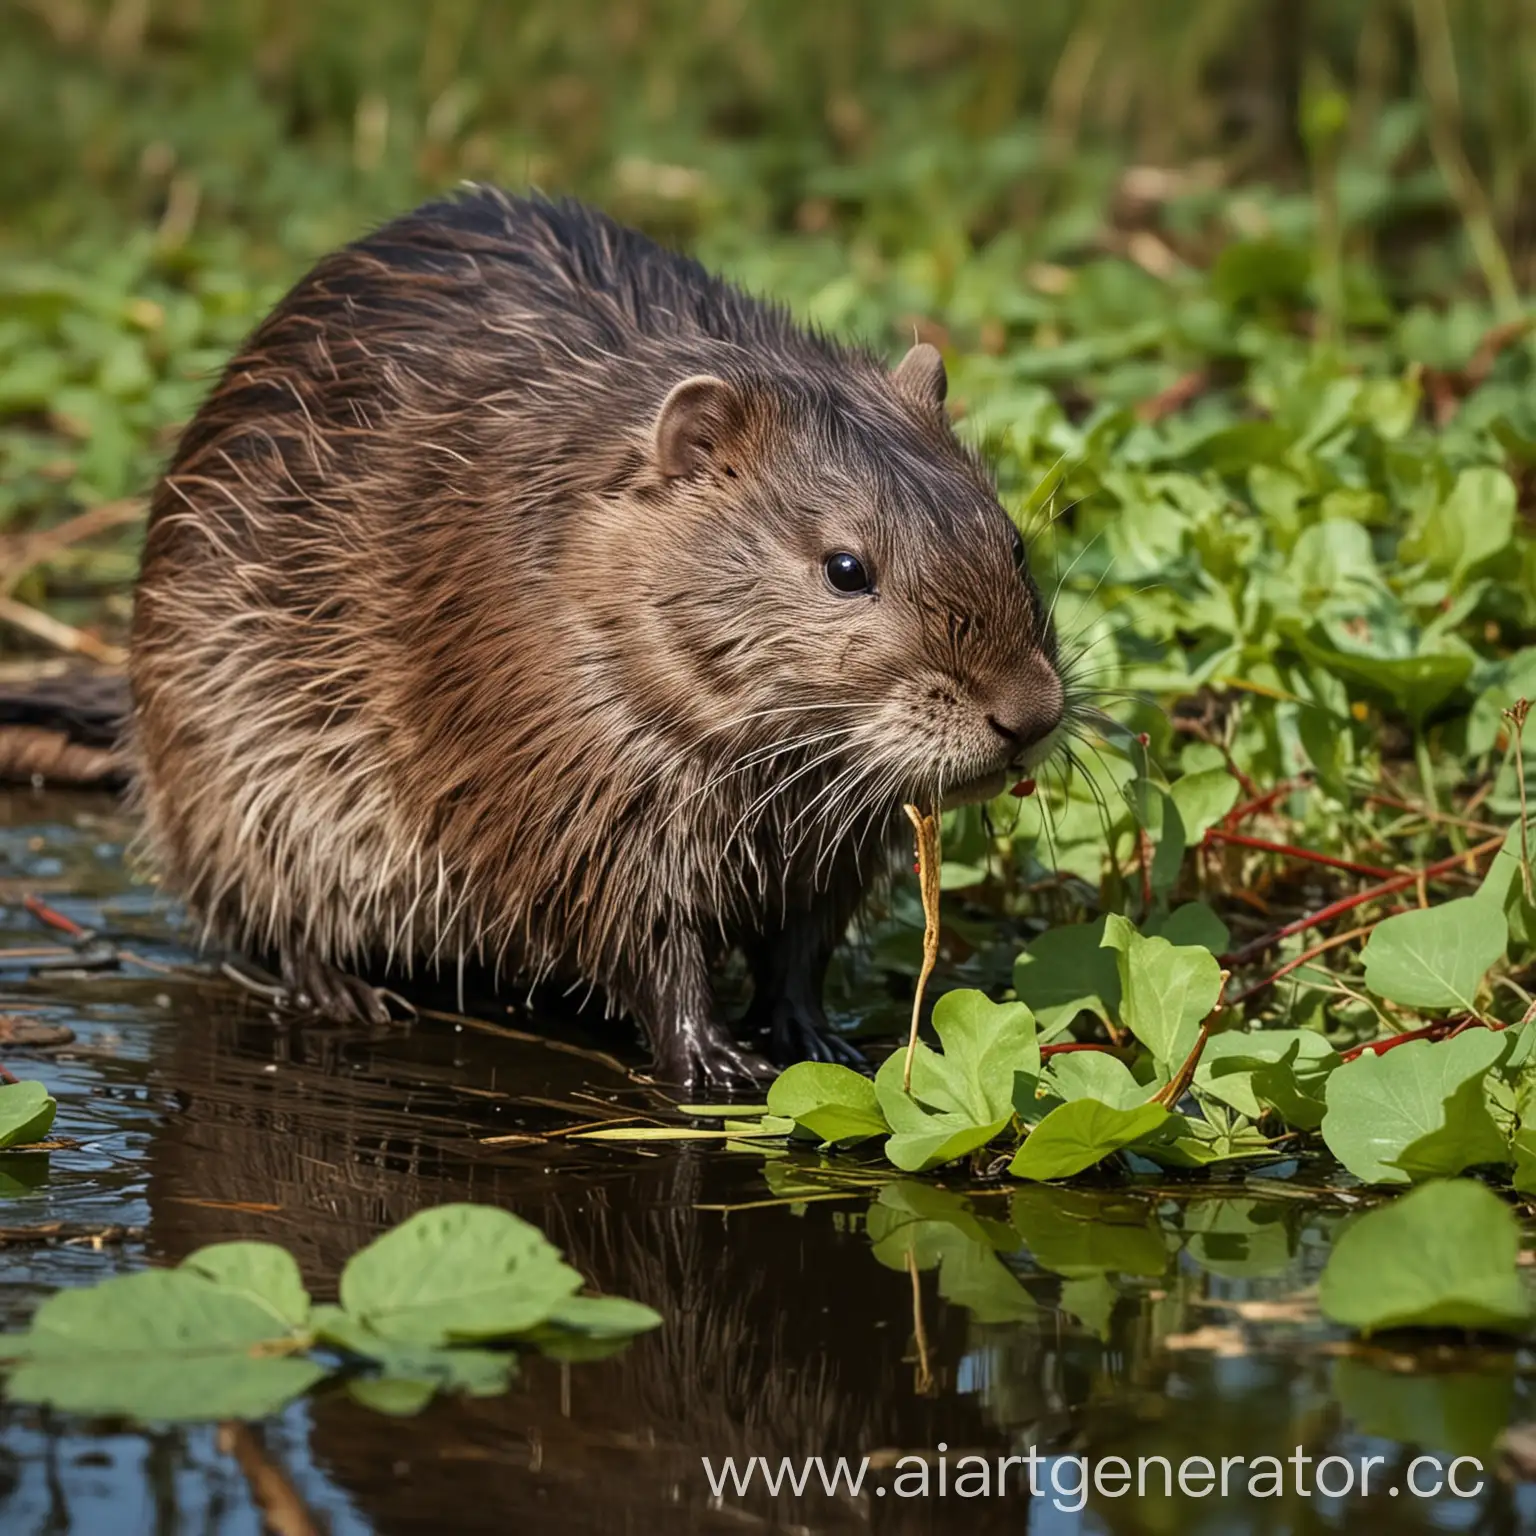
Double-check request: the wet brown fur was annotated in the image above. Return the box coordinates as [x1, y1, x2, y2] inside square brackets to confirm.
[129, 188, 1062, 1084]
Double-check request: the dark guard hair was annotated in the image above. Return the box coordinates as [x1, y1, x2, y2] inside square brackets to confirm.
[129, 188, 1064, 1086]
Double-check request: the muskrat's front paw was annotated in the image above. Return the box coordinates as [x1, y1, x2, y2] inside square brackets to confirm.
[651, 1034, 773, 1093]
[278, 955, 409, 1029]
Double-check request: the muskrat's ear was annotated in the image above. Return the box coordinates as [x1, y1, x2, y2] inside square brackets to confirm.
[892, 342, 947, 411]
[653, 375, 744, 479]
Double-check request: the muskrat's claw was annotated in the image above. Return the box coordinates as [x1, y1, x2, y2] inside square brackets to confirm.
[757, 999, 868, 1071]
[650, 1028, 773, 1093]
[277, 954, 410, 1029]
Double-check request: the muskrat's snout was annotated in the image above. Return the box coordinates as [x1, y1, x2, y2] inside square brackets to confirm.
[983, 652, 1065, 769]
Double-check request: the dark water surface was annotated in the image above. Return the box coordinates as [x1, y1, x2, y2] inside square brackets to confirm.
[0, 790, 1532, 1535]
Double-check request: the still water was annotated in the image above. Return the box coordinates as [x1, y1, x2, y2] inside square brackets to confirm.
[0, 789, 1531, 1534]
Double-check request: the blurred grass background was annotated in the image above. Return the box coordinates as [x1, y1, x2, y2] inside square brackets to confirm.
[3, 0, 1536, 654]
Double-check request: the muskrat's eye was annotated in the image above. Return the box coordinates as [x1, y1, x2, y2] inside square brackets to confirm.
[824, 551, 872, 595]
[1010, 524, 1027, 574]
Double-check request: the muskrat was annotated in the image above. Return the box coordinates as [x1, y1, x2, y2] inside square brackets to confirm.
[127, 188, 1065, 1087]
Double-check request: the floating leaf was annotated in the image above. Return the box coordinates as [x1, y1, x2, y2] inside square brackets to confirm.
[339, 1204, 584, 1345]
[0, 1081, 56, 1149]
[1318, 1180, 1531, 1335]
[2, 1269, 321, 1422]
[766, 1062, 888, 1146]
[180, 1242, 311, 1331]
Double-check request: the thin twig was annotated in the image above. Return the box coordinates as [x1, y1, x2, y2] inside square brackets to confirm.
[902, 800, 941, 1093]
[0, 597, 125, 666]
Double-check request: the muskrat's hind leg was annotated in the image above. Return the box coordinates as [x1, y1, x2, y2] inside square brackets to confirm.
[622, 935, 772, 1091]
[278, 951, 401, 1029]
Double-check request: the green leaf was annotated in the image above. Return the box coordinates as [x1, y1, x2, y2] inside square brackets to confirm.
[907, 989, 1041, 1122]
[877, 1050, 1010, 1172]
[0, 1081, 56, 1148]
[339, 1204, 584, 1345]
[1361, 897, 1508, 1011]
[1146, 901, 1231, 955]
[766, 1062, 888, 1146]
[1321, 1030, 1510, 1184]
[1318, 1179, 1531, 1335]
[1402, 466, 1516, 583]
[1101, 915, 1223, 1070]
[1168, 768, 1240, 843]
[1009, 1098, 1169, 1181]
[873, 990, 1037, 1171]
[1043, 1051, 1153, 1110]
[2, 1268, 321, 1422]
[544, 1294, 663, 1339]
[1012, 919, 1120, 1035]
[180, 1242, 312, 1331]
[1195, 1029, 1337, 1125]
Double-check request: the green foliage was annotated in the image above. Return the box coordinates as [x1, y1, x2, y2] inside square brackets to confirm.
[0, 1204, 659, 1423]
[1318, 1180, 1532, 1335]
[0, 1081, 55, 1148]
[1008, 1099, 1169, 1181]
[1321, 1029, 1511, 1184]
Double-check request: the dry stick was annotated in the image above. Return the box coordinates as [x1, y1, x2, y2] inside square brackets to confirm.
[1202, 827, 1396, 881]
[901, 800, 941, 1093]
[1153, 970, 1229, 1110]
[1223, 830, 1508, 967]
[0, 597, 126, 667]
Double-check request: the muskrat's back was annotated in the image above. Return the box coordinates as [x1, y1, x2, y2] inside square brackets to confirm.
[131, 188, 1065, 1086]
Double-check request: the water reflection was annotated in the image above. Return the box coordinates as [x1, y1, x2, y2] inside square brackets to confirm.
[0, 792, 1531, 1533]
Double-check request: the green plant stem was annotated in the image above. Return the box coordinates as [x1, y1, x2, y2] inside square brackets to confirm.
[1408, 0, 1522, 320]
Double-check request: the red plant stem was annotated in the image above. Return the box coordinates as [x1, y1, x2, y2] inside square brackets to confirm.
[0, 1062, 16, 1085]
[1039, 1042, 1127, 1058]
[1338, 1018, 1501, 1063]
[1222, 777, 1307, 828]
[1202, 827, 1396, 880]
[1223, 831, 1507, 966]
[22, 895, 89, 940]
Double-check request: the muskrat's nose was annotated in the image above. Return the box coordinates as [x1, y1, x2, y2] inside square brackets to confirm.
[985, 664, 1064, 758]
